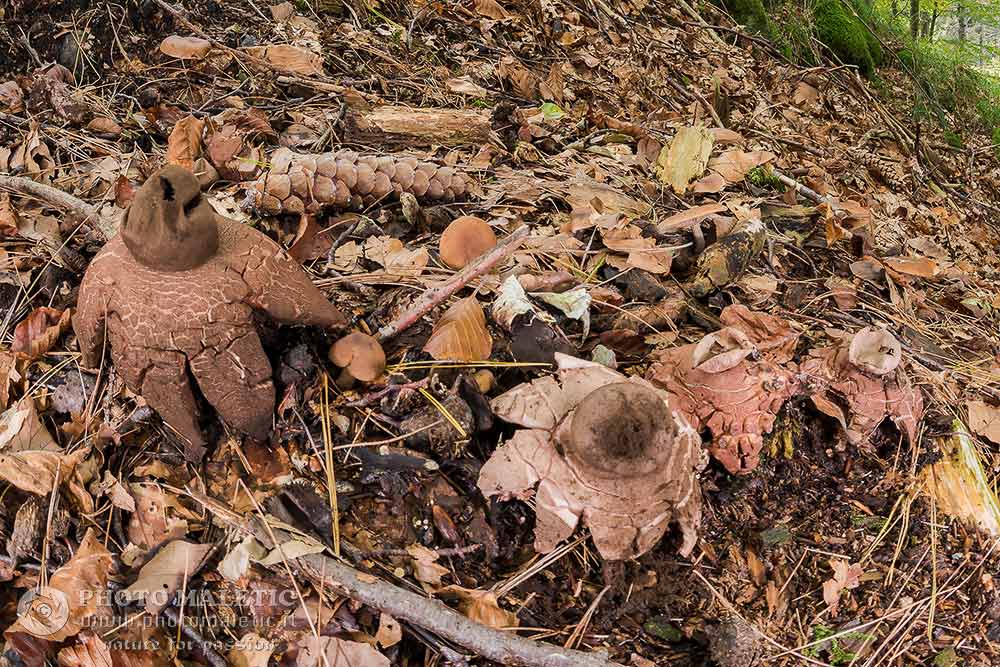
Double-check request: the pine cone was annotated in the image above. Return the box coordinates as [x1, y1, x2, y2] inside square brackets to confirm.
[251, 148, 475, 214]
[851, 149, 907, 192]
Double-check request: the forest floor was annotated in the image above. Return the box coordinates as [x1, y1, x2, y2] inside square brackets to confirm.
[3, 0, 1000, 666]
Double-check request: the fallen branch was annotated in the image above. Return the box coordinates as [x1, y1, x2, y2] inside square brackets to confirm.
[0, 174, 99, 222]
[189, 489, 622, 667]
[377, 225, 530, 342]
[770, 168, 828, 205]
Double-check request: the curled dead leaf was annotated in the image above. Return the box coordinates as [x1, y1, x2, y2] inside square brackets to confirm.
[441, 585, 518, 629]
[246, 44, 325, 76]
[12, 306, 71, 361]
[424, 296, 493, 361]
[123, 540, 213, 614]
[165, 115, 205, 170]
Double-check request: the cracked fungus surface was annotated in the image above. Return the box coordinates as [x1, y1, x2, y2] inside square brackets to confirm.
[478, 355, 704, 561]
[74, 216, 344, 459]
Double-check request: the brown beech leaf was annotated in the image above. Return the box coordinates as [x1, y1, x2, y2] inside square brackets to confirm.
[707, 150, 776, 183]
[165, 115, 205, 169]
[127, 483, 196, 552]
[406, 544, 450, 589]
[8, 529, 113, 642]
[12, 306, 71, 361]
[474, 0, 510, 18]
[85, 117, 122, 138]
[228, 633, 275, 667]
[0, 397, 60, 452]
[0, 193, 20, 236]
[0, 80, 24, 113]
[440, 585, 518, 629]
[375, 613, 402, 648]
[656, 203, 727, 233]
[159, 35, 212, 60]
[57, 630, 113, 667]
[246, 45, 325, 76]
[968, 400, 1000, 445]
[123, 540, 213, 614]
[793, 81, 820, 106]
[883, 255, 939, 278]
[0, 351, 18, 409]
[424, 296, 493, 361]
[296, 636, 389, 667]
[0, 447, 89, 499]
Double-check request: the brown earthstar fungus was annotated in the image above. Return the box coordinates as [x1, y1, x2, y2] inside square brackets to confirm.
[73, 166, 347, 460]
[647, 305, 800, 475]
[478, 354, 704, 560]
[250, 148, 475, 215]
[329, 332, 386, 385]
[439, 216, 497, 269]
[800, 326, 923, 446]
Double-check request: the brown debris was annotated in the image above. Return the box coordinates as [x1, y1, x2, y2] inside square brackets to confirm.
[74, 166, 346, 460]
[479, 354, 704, 560]
[647, 305, 799, 474]
[800, 327, 923, 446]
[250, 148, 475, 215]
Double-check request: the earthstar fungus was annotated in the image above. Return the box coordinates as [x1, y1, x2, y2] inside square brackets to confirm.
[74, 166, 347, 460]
[478, 354, 704, 560]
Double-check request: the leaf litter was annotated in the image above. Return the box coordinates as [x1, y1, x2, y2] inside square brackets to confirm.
[0, 0, 999, 665]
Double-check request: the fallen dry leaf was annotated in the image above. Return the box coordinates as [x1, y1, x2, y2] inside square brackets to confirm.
[0, 397, 60, 453]
[441, 585, 518, 629]
[8, 529, 113, 642]
[967, 400, 1000, 445]
[707, 150, 776, 183]
[822, 558, 863, 616]
[375, 613, 402, 648]
[165, 115, 205, 170]
[296, 636, 389, 667]
[656, 125, 714, 194]
[424, 296, 493, 361]
[474, 0, 509, 19]
[122, 540, 213, 614]
[12, 306, 71, 361]
[128, 483, 196, 552]
[883, 255, 939, 278]
[246, 44, 325, 76]
[228, 633, 275, 667]
[406, 544, 450, 589]
[159, 35, 212, 60]
[56, 631, 113, 667]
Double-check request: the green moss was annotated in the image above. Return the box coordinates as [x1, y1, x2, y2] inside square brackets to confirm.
[722, 0, 771, 36]
[944, 129, 964, 149]
[814, 0, 875, 75]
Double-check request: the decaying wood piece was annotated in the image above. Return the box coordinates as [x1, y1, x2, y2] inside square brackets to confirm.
[345, 106, 497, 148]
[250, 147, 475, 215]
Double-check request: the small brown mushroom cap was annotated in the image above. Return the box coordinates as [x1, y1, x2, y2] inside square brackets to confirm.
[439, 216, 497, 269]
[329, 332, 386, 382]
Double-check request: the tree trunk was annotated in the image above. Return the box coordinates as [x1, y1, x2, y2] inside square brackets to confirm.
[958, 2, 967, 41]
[928, 2, 938, 40]
[910, 0, 920, 38]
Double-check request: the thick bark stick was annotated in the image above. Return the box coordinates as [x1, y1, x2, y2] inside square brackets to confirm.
[189, 490, 621, 667]
[377, 225, 530, 342]
[345, 106, 496, 148]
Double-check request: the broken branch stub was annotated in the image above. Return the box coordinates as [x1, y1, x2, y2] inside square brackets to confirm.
[250, 148, 475, 215]
[479, 354, 704, 560]
[74, 166, 347, 460]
